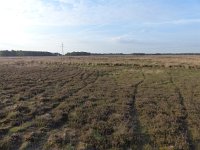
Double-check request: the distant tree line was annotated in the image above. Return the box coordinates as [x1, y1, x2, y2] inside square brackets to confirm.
[66, 51, 200, 56]
[65, 52, 91, 56]
[2, 50, 200, 57]
[150, 53, 200, 55]
[65, 52, 127, 56]
[0, 50, 61, 56]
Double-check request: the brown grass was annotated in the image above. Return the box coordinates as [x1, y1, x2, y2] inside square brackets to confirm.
[0, 56, 200, 149]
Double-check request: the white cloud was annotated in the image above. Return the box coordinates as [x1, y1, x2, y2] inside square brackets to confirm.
[111, 35, 139, 44]
[0, 0, 159, 27]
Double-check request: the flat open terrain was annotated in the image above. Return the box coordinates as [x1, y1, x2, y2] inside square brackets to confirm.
[0, 56, 200, 150]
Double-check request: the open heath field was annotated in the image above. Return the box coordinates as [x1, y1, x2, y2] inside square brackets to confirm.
[0, 56, 200, 150]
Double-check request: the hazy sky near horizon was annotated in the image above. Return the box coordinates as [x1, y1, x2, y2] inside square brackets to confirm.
[0, 0, 200, 53]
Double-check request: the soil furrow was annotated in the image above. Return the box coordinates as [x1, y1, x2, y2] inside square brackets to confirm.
[129, 71, 148, 148]
[169, 74, 194, 149]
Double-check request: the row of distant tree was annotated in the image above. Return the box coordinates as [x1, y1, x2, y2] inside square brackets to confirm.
[0, 50, 60, 56]
[1, 50, 200, 57]
[65, 52, 200, 56]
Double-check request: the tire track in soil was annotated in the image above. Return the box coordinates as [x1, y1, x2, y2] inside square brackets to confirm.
[0, 69, 98, 149]
[0, 68, 83, 110]
[55, 70, 99, 103]
[30, 70, 100, 149]
[52, 71, 100, 129]
[26, 69, 86, 119]
[169, 73, 194, 149]
[54, 70, 100, 122]
[21, 69, 84, 101]
[0, 69, 85, 128]
[31, 70, 98, 119]
[129, 71, 150, 148]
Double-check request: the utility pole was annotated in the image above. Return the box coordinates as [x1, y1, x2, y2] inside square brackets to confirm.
[61, 42, 64, 62]
[62, 42, 64, 56]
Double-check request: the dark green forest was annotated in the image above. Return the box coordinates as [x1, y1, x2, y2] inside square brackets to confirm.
[0, 50, 60, 56]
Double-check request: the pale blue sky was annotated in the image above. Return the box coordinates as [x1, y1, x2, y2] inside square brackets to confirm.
[0, 0, 200, 53]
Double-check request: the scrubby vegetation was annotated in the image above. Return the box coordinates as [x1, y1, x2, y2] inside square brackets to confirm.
[0, 50, 60, 56]
[65, 52, 91, 56]
[0, 56, 200, 149]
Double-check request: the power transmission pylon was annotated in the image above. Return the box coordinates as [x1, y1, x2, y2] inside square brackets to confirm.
[61, 42, 64, 63]
[62, 43, 64, 56]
